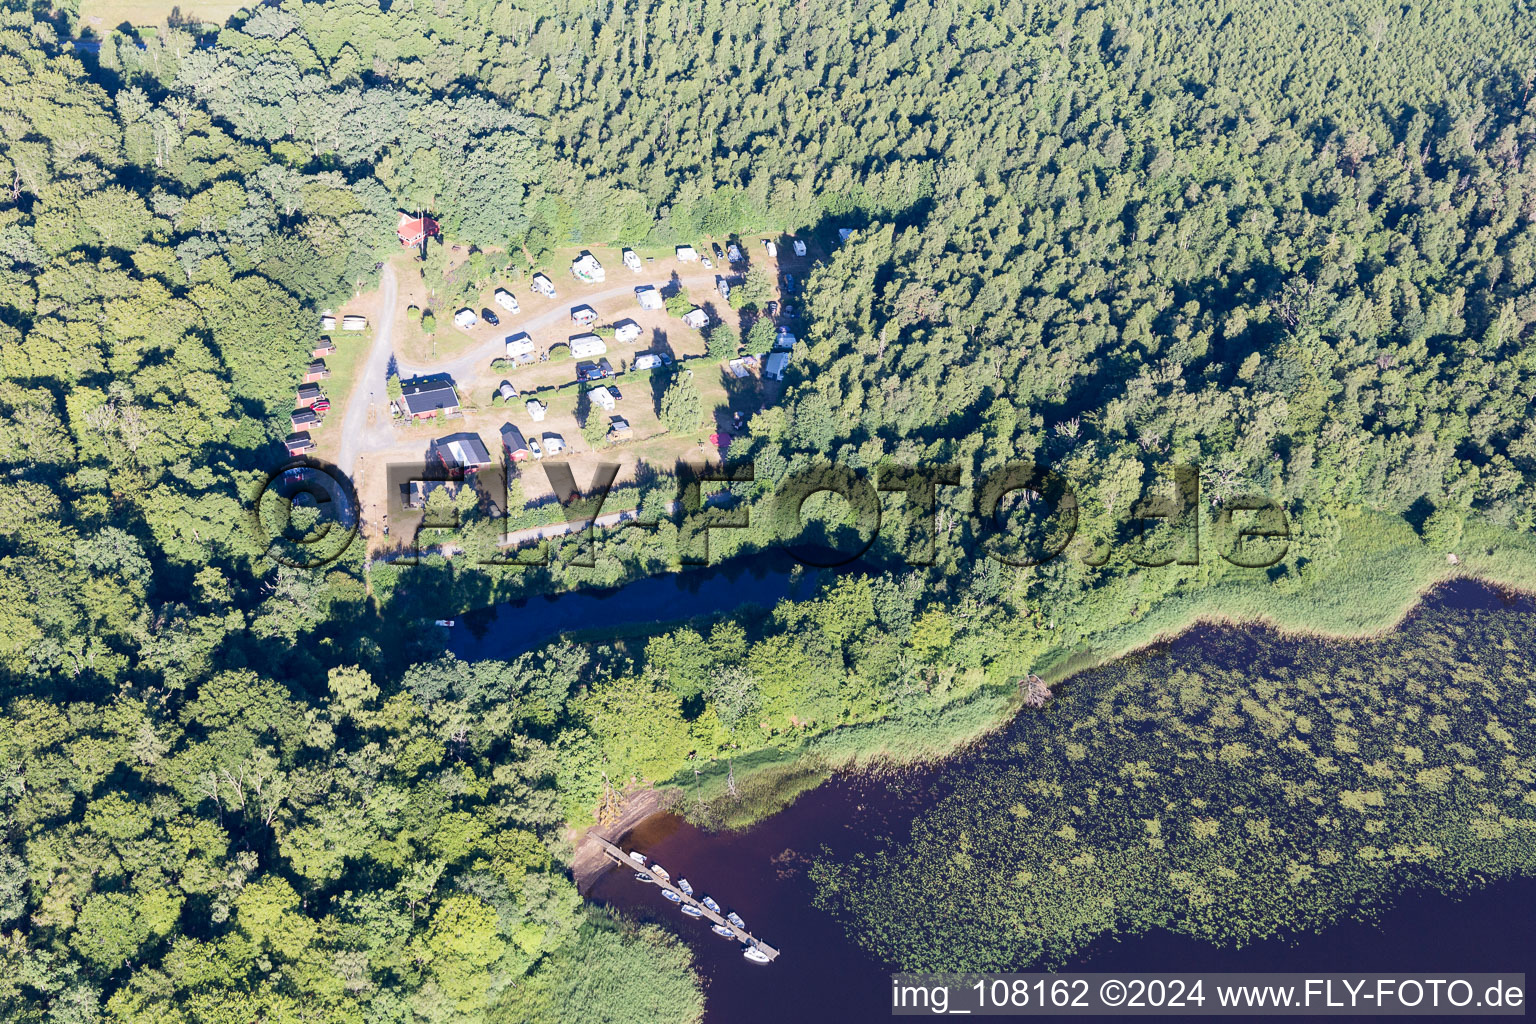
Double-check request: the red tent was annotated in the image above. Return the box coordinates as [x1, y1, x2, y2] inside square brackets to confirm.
[397, 213, 440, 247]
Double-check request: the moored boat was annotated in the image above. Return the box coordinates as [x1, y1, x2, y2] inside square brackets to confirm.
[634, 872, 653, 882]
[701, 896, 721, 913]
[627, 851, 646, 864]
[650, 864, 671, 880]
[710, 923, 737, 939]
[677, 878, 694, 895]
[680, 904, 703, 917]
[661, 888, 683, 903]
[743, 946, 772, 964]
[726, 911, 746, 929]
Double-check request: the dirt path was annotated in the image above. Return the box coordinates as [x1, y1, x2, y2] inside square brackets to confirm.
[336, 263, 399, 481]
[569, 786, 680, 893]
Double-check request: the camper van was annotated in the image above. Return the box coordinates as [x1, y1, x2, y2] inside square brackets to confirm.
[531, 273, 556, 298]
[791, 238, 807, 257]
[454, 308, 478, 329]
[569, 335, 608, 359]
[763, 239, 778, 258]
[494, 289, 520, 313]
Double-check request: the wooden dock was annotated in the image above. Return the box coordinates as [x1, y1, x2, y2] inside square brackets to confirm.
[592, 836, 781, 962]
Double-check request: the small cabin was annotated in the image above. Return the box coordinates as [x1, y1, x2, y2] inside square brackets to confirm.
[607, 417, 633, 443]
[502, 423, 530, 462]
[303, 360, 330, 383]
[311, 338, 336, 358]
[400, 379, 461, 420]
[431, 432, 494, 473]
[397, 213, 440, 247]
[291, 407, 320, 429]
[296, 383, 325, 408]
[284, 431, 315, 454]
[320, 315, 337, 330]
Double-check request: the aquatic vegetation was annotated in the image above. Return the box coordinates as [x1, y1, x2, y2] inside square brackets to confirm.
[812, 602, 1536, 969]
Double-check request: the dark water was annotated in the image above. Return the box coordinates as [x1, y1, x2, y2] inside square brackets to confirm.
[446, 551, 824, 661]
[585, 581, 1536, 1023]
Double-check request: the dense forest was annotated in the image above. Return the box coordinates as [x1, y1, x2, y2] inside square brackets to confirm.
[0, 0, 1534, 1019]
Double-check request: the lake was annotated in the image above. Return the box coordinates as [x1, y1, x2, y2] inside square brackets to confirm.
[584, 580, 1536, 1023]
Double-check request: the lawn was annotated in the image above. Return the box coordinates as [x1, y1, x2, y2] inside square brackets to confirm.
[79, 0, 246, 30]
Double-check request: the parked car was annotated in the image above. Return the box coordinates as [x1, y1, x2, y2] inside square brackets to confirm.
[482, 309, 500, 326]
[311, 398, 331, 413]
[712, 242, 725, 261]
[606, 385, 623, 401]
[576, 359, 613, 383]
[701, 256, 714, 269]
[767, 301, 779, 318]
[528, 437, 543, 459]
[783, 273, 798, 293]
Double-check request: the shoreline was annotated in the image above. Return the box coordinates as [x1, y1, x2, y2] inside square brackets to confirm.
[568, 570, 1536, 881]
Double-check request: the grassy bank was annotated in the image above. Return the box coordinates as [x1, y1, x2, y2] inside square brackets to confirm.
[651, 512, 1536, 830]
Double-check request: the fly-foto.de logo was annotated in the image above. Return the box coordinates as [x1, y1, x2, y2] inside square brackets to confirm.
[251, 458, 1290, 573]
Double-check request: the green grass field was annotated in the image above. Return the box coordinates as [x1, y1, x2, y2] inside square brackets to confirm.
[78, 0, 245, 30]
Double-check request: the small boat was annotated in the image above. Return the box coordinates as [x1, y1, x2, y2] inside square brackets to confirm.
[701, 896, 721, 913]
[726, 912, 746, 929]
[634, 872, 653, 882]
[650, 864, 670, 881]
[660, 889, 683, 903]
[743, 946, 772, 964]
[434, 619, 455, 627]
[627, 851, 647, 864]
[677, 878, 694, 896]
[711, 923, 737, 939]
[680, 905, 704, 918]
